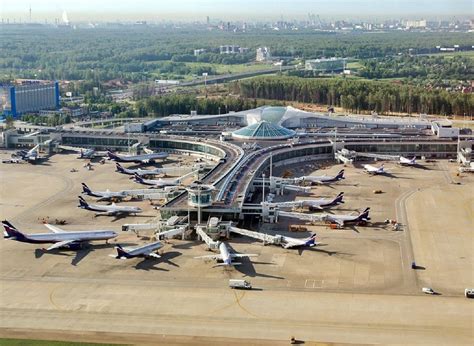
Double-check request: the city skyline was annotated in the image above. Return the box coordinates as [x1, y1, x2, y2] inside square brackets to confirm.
[1, 0, 472, 22]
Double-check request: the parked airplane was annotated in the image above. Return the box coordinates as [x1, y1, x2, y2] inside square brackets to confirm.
[323, 208, 371, 227]
[278, 233, 321, 249]
[14, 144, 39, 162]
[399, 156, 417, 166]
[270, 192, 344, 211]
[296, 169, 345, 185]
[81, 183, 128, 202]
[78, 148, 108, 159]
[113, 241, 163, 259]
[78, 196, 142, 216]
[133, 173, 181, 188]
[107, 150, 168, 164]
[115, 162, 163, 176]
[2, 220, 117, 251]
[363, 164, 386, 175]
[194, 241, 257, 266]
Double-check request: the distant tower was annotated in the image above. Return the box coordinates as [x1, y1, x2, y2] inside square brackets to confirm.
[206, 16, 210, 25]
[29, 5, 32, 23]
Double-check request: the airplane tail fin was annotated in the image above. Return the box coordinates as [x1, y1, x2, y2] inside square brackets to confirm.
[115, 162, 125, 172]
[2, 220, 26, 240]
[305, 233, 317, 246]
[79, 149, 84, 158]
[359, 207, 371, 220]
[115, 245, 131, 259]
[81, 183, 91, 195]
[333, 192, 344, 204]
[78, 196, 89, 208]
[107, 151, 118, 160]
[336, 169, 345, 180]
[134, 173, 144, 183]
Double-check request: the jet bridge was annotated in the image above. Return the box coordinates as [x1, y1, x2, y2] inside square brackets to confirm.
[155, 226, 186, 240]
[276, 210, 326, 224]
[229, 226, 282, 245]
[195, 226, 219, 250]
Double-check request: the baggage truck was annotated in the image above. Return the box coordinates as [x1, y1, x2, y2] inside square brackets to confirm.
[228, 279, 252, 290]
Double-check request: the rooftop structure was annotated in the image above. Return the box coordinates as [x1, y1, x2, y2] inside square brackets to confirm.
[305, 58, 345, 72]
[232, 120, 295, 140]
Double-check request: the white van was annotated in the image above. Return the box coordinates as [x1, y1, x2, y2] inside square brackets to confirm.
[229, 279, 252, 290]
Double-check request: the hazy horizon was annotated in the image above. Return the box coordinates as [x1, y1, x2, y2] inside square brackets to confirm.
[1, 0, 472, 22]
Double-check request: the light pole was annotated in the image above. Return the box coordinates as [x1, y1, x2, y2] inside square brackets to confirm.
[262, 173, 265, 204]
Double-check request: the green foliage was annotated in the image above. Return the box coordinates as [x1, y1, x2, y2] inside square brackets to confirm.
[136, 94, 283, 117]
[21, 113, 71, 126]
[5, 115, 14, 129]
[360, 55, 473, 80]
[233, 76, 474, 116]
[1, 26, 471, 82]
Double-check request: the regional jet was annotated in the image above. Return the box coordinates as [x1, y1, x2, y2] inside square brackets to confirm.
[322, 207, 371, 227]
[296, 169, 345, 185]
[363, 164, 386, 175]
[107, 150, 168, 164]
[399, 156, 417, 166]
[270, 192, 344, 211]
[113, 241, 163, 259]
[194, 241, 257, 266]
[2, 220, 117, 251]
[81, 183, 128, 202]
[78, 196, 142, 216]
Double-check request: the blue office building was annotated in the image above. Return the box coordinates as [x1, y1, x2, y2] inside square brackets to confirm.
[1, 82, 60, 118]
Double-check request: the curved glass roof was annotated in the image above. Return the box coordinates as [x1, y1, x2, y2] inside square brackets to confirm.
[232, 120, 295, 140]
[260, 106, 287, 124]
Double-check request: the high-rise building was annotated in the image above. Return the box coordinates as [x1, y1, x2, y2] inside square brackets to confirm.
[256, 47, 271, 62]
[1, 81, 60, 118]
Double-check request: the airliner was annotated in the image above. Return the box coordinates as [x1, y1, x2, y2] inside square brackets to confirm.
[113, 241, 163, 259]
[194, 242, 257, 266]
[399, 156, 417, 166]
[115, 162, 164, 176]
[270, 192, 344, 210]
[107, 150, 168, 164]
[78, 196, 142, 216]
[363, 164, 386, 175]
[2, 220, 117, 251]
[322, 208, 371, 227]
[133, 173, 181, 188]
[81, 183, 128, 201]
[14, 144, 39, 162]
[296, 169, 345, 185]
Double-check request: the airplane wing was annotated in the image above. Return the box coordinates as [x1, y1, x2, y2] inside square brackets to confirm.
[194, 254, 222, 260]
[44, 224, 65, 233]
[145, 252, 161, 258]
[231, 253, 258, 258]
[46, 240, 77, 251]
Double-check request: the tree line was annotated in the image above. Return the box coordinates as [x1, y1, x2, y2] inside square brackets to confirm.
[135, 94, 283, 117]
[232, 76, 473, 116]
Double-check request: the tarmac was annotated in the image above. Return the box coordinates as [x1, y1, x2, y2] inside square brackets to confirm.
[0, 152, 472, 344]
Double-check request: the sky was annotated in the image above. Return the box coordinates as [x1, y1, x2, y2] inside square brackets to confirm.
[1, 0, 472, 22]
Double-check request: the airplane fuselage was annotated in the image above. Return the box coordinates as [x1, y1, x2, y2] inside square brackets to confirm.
[6, 230, 117, 244]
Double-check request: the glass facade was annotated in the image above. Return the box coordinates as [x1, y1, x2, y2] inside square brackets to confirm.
[232, 121, 295, 140]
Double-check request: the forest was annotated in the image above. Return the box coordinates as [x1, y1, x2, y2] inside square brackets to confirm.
[1, 26, 472, 82]
[232, 76, 473, 116]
